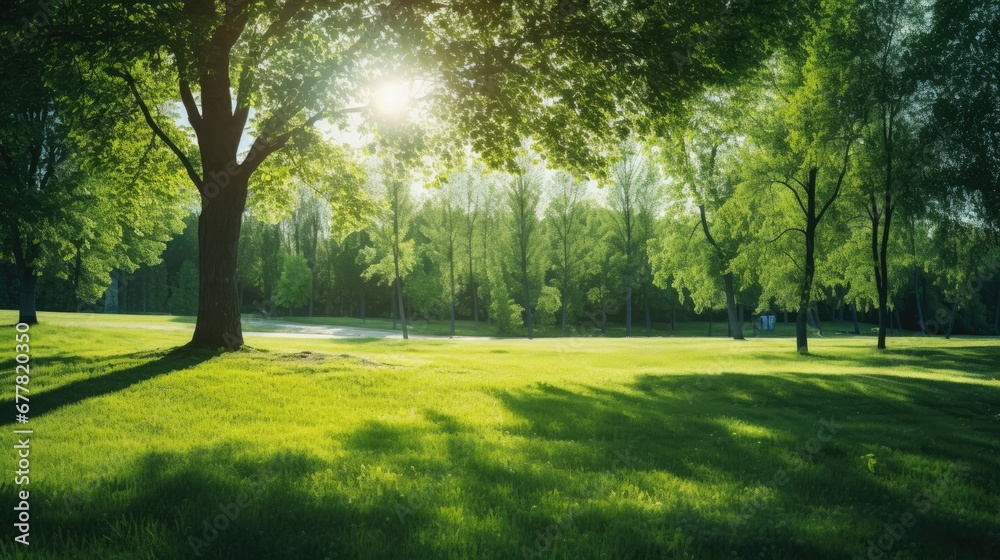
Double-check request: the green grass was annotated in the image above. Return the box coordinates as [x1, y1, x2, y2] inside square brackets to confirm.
[1, 311, 997, 559]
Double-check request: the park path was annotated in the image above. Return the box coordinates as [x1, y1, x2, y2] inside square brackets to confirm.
[242, 318, 497, 340]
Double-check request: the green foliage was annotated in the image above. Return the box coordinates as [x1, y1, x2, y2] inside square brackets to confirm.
[487, 260, 524, 335]
[534, 285, 562, 330]
[167, 260, 198, 315]
[273, 254, 313, 311]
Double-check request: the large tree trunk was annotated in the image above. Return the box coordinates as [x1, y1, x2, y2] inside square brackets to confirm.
[851, 303, 860, 335]
[190, 181, 248, 349]
[17, 262, 37, 325]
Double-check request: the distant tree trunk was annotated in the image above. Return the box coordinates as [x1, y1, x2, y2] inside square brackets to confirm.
[71, 242, 83, 312]
[522, 267, 533, 340]
[644, 290, 651, 336]
[708, 312, 713, 336]
[915, 274, 926, 336]
[625, 279, 632, 338]
[945, 299, 958, 339]
[449, 255, 456, 337]
[16, 261, 37, 325]
[894, 307, 903, 335]
[469, 246, 478, 323]
[391, 285, 397, 329]
[783, 310, 788, 323]
[671, 309, 675, 331]
[852, 304, 861, 335]
[700, 206, 743, 340]
[396, 276, 408, 340]
[600, 300, 607, 334]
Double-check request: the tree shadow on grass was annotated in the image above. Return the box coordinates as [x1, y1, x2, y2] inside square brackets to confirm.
[0, 346, 222, 427]
[4, 364, 998, 559]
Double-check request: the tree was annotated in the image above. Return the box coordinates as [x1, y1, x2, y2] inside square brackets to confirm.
[501, 158, 546, 339]
[661, 89, 749, 339]
[423, 176, 462, 336]
[361, 158, 415, 339]
[273, 254, 313, 314]
[546, 170, 588, 335]
[733, 8, 863, 353]
[842, 0, 927, 349]
[0, 25, 187, 324]
[606, 145, 661, 337]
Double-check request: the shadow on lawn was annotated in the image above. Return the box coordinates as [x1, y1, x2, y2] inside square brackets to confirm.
[10, 363, 1000, 559]
[0, 346, 222, 427]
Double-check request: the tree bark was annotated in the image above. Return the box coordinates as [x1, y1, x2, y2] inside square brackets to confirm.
[795, 168, 820, 354]
[851, 303, 861, 334]
[190, 180, 247, 349]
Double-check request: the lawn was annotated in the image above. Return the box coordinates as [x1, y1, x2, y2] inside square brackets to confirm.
[1, 311, 997, 559]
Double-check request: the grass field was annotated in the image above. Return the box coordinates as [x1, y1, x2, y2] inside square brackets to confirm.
[1, 311, 997, 559]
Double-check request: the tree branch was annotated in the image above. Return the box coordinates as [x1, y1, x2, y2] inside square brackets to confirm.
[771, 179, 807, 215]
[179, 80, 202, 132]
[109, 68, 203, 190]
[818, 139, 854, 223]
[769, 227, 806, 243]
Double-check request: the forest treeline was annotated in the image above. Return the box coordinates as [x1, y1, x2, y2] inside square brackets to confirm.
[1, 0, 998, 351]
